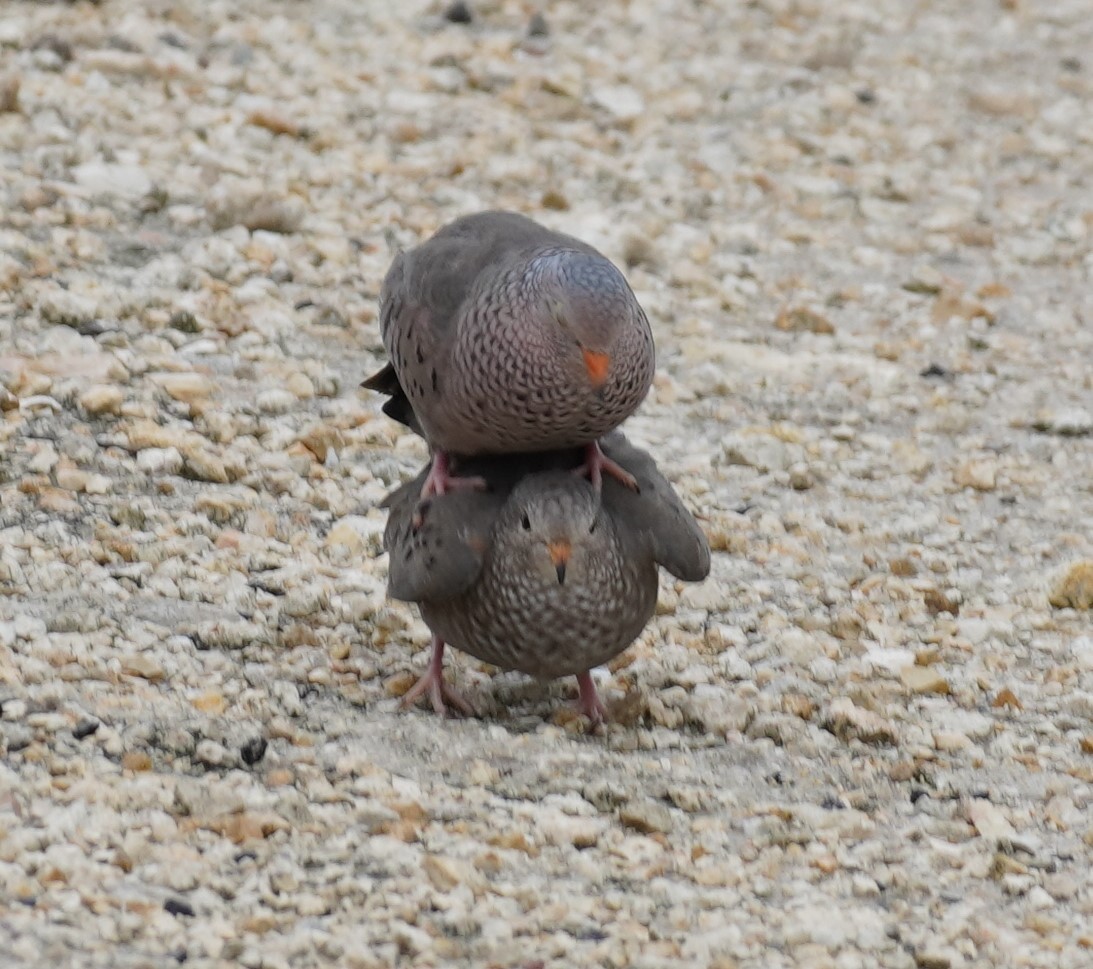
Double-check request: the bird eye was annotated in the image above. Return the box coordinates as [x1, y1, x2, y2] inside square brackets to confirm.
[589, 520, 597, 534]
[521, 513, 531, 530]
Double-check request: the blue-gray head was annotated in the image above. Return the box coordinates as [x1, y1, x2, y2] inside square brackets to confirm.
[500, 473, 607, 586]
[533, 248, 644, 392]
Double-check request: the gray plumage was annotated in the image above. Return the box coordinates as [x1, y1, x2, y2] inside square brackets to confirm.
[381, 434, 709, 688]
[363, 211, 655, 457]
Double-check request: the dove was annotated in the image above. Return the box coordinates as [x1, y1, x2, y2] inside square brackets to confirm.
[380, 433, 709, 725]
[362, 211, 655, 505]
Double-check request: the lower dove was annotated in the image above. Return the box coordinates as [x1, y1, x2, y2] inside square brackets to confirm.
[380, 433, 710, 725]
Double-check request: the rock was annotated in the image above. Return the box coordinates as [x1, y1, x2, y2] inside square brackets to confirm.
[774, 306, 835, 334]
[923, 588, 961, 616]
[207, 186, 305, 234]
[823, 698, 898, 746]
[73, 162, 152, 200]
[28, 445, 59, 474]
[915, 948, 953, 969]
[1032, 408, 1093, 436]
[954, 458, 997, 491]
[0, 72, 18, 113]
[122, 654, 165, 681]
[788, 463, 814, 490]
[991, 687, 1022, 710]
[79, 384, 124, 416]
[138, 447, 185, 475]
[540, 814, 604, 848]
[285, 373, 315, 399]
[84, 473, 112, 495]
[900, 666, 951, 695]
[619, 800, 672, 834]
[864, 647, 916, 675]
[527, 11, 549, 37]
[38, 289, 97, 328]
[423, 854, 471, 891]
[933, 731, 970, 751]
[122, 751, 153, 772]
[256, 389, 296, 414]
[1049, 561, 1093, 610]
[326, 516, 382, 554]
[298, 424, 341, 463]
[151, 372, 216, 404]
[722, 432, 804, 473]
[442, 0, 473, 23]
[591, 85, 645, 122]
[195, 739, 231, 767]
[183, 450, 229, 484]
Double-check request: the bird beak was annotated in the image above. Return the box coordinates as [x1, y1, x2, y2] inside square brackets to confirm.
[581, 348, 610, 390]
[548, 539, 571, 585]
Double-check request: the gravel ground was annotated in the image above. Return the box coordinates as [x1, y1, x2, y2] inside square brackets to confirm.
[2, 0, 1092, 967]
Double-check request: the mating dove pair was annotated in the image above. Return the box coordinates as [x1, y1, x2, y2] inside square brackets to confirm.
[364, 212, 710, 724]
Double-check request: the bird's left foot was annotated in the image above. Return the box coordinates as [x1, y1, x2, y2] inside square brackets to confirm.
[400, 637, 477, 718]
[575, 440, 638, 493]
[412, 450, 487, 528]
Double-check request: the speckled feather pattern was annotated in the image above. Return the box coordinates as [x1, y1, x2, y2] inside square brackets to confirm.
[423, 512, 658, 679]
[382, 434, 711, 681]
[374, 212, 655, 455]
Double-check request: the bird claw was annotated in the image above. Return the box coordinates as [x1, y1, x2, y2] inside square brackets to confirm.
[413, 452, 488, 529]
[399, 637, 476, 718]
[400, 672, 476, 718]
[575, 670, 608, 730]
[575, 442, 639, 493]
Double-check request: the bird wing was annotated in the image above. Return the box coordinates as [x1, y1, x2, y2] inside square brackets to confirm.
[381, 475, 503, 603]
[362, 213, 604, 442]
[359, 362, 424, 437]
[600, 433, 712, 582]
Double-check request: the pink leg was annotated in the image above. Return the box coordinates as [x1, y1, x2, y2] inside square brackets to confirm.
[575, 670, 608, 728]
[400, 636, 476, 718]
[413, 450, 487, 526]
[420, 450, 488, 500]
[413, 450, 487, 528]
[574, 441, 638, 492]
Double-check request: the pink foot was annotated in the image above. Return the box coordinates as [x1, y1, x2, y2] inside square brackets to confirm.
[575, 670, 608, 728]
[574, 441, 638, 492]
[400, 636, 476, 718]
[413, 450, 487, 528]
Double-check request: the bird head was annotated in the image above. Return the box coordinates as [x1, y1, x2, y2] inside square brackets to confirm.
[537, 249, 641, 393]
[503, 473, 607, 587]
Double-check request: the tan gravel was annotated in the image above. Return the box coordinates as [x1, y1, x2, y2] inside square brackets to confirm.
[1, 1, 1092, 967]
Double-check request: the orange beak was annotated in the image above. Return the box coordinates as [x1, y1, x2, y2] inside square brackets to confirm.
[581, 348, 610, 390]
[548, 540, 571, 584]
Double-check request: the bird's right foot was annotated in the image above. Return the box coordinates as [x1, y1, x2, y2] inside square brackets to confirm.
[574, 440, 639, 493]
[575, 670, 608, 730]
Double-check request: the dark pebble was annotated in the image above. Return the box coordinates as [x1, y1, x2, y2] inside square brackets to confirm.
[443, 1, 473, 24]
[73, 718, 100, 740]
[164, 897, 195, 917]
[240, 736, 267, 766]
[32, 34, 73, 63]
[919, 363, 950, 378]
[528, 12, 550, 37]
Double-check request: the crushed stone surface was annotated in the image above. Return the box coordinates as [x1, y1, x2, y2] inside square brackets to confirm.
[1, 1, 1091, 967]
